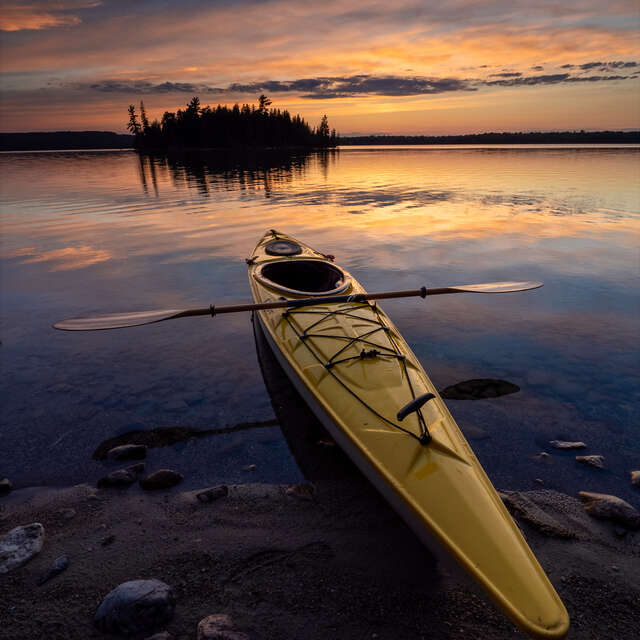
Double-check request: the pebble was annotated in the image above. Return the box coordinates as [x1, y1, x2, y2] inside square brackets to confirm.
[575, 455, 605, 469]
[549, 440, 586, 450]
[38, 555, 69, 585]
[534, 478, 545, 486]
[94, 579, 175, 635]
[0, 478, 12, 495]
[197, 614, 249, 640]
[196, 485, 229, 503]
[107, 444, 147, 461]
[0, 523, 45, 574]
[140, 469, 184, 490]
[243, 464, 256, 472]
[578, 491, 640, 529]
[631, 470, 640, 487]
[97, 468, 138, 489]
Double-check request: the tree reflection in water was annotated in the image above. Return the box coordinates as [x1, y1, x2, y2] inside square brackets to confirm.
[136, 149, 338, 198]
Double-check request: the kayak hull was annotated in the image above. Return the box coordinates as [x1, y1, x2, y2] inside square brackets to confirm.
[248, 230, 569, 639]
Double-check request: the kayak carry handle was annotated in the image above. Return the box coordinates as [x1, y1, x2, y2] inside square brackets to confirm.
[397, 393, 436, 422]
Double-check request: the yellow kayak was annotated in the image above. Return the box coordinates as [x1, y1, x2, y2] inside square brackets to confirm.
[248, 229, 569, 639]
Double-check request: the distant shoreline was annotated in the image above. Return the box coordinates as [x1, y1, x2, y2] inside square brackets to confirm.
[1, 129, 638, 151]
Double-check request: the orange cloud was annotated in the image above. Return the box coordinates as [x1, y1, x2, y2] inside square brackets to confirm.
[0, 1, 101, 32]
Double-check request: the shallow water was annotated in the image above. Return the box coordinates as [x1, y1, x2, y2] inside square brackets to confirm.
[1, 146, 638, 503]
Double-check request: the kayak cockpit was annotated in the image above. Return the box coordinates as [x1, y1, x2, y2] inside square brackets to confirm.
[254, 259, 351, 296]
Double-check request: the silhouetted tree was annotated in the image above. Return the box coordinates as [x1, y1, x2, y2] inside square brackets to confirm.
[127, 105, 141, 136]
[139, 101, 150, 132]
[318, 114, 330, 140]
[258, 94, 272, 113]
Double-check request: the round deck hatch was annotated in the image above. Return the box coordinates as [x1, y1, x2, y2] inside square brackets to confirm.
[264, 239, 303, 256]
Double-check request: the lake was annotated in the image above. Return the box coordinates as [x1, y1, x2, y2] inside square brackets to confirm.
[1, 146, 638, 504]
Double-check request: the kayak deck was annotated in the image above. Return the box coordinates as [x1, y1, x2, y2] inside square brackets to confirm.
[248, 230, 569, 639]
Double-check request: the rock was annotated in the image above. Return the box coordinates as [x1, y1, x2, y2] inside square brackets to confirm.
[143, 633, 174, 640]
[0, 523, 45, 574]
[197, 614, 249, 640]
[140, 469, 183, 490]
[38, 555, 69, 585]
[500, 491, 576, 539]
[460, 424, 490, 440]
[97, 468, 137, 489]
[534, 478, 545, 486]
[439, 378, 520, 400]
[107, 444, 147, 461]
[243, 464, 256, 472]
[578, 491, 640, 529]
[549, 440, 586, 450]
[0, 478, 12, 495]
[575, 455, 605, 469]
[196, 485, 229, 503]
[285, 483, 315, 501]
[631, 470, 640, 487]
[94, 579, 175, 635]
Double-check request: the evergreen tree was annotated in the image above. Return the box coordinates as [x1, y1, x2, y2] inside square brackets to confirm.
[139, 101, 150, 132]
[127, 105, 141, 135]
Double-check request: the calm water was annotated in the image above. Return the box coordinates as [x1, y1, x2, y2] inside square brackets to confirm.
[1, 146, 639, 503]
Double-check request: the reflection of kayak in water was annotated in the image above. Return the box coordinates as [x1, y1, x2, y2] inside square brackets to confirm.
[248, 229, 569, 639]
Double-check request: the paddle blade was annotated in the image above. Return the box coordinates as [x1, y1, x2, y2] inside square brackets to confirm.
[53, 308, 188, 331]
[448, 281, 543, 294]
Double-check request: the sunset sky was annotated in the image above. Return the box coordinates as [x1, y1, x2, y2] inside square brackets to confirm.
[1, 1, 639, 135]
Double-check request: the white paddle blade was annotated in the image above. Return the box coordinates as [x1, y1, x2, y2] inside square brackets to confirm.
[53, 309, 186, 331]
[451, 281, 543, 294]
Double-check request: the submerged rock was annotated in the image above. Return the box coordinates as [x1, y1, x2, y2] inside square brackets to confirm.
[0, 478, 12, 495]
[285, 483, 316, 501]
[197, 614, 249, 640]
[575, 455, 605, 469]
[631, 471, 640, 487]
[439, 378, 520, 400]
[500, 491, 577, 539]
[97, 469, 137, 489]
[549, 440, 586, 450]
[107, 444, 147, 461]
[196, 485, 229, 503]
[94, 579, 175, 635]
[127, 462, 146, 475]
[578, 491, 640, 529]
[0, 523, 45, 574]
[140, 469, 183, 490]
[38, 555, 69, 585]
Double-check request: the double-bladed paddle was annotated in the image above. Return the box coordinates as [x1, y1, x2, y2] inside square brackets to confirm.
[53, 281, 542, 331]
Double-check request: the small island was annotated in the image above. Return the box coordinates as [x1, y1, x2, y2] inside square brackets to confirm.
[127, 95, 338, 151]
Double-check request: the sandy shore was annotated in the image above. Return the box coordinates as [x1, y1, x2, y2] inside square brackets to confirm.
[1, 478, 639, 640]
